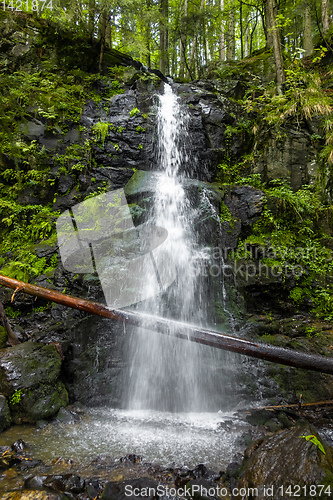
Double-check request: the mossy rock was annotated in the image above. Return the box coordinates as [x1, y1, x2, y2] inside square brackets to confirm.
[10, 381, 69, 423]
[0, 326, 7, 348]
[237, 424, 333, 499]
[0, 394, 11, 432]
[0, 342, 68, 423]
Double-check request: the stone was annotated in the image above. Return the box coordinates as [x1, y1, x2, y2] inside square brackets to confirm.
[20, 119, 45, 139]
[223, 186, 264, 237]
[57, 174, 74, 195]
[56, 407, 78, 424]
[255, 129, 318, 190]
[102, 478, 159, 500]
[63, 128, 80, 144]
[43, 474, 85, 493]
[86, 478, 103, 498]
[237, 424, 333, 499]
[12, 438, 27, 453]
[186, 479, 223, 500]
[2, 492, 64, 499]
[0, 394, 11, 432]
[0, 342, 68, 423]
[24, 475, 48, 489]
[0, 326, 8, 348]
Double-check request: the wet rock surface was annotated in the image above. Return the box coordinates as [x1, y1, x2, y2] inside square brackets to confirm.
[0, 343, 68, 423]
[237, 423, 333, 499]
[1, 405, 333, 499]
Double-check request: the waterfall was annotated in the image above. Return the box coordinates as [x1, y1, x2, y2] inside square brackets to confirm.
[125, 83, 228, 413]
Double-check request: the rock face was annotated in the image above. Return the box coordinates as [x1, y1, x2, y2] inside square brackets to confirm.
[237, 424, 333, 499]
[0, 343, 68, 423]
[0, 394, 11, 431]
[255, 129, 319, 190]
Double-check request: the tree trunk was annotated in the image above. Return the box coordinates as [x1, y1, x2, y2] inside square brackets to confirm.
[303, 1, 313, 57]
[226, 0, 235, 60]
[219, 0, 225, 61]
[266, 0, 285, 93]
[264, 0, 273, 48]
[98, 8, 108, 73]
[1, 274, 333, 375]
[88, 0, 95, 39]
[179, 0, 188, 79]
[244, 14, 249, 57]
[159, 0, 169, 74]
[240, 0, 243, 59]
[146, 0, 152, 68]
[187, 0, 205, 78]
[322, 0, 330, 35]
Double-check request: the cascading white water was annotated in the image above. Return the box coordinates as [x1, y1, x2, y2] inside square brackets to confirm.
[0, 85, 246, 476]
[125, 84, 229, 412]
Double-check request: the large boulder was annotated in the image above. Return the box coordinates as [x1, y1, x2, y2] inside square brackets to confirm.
[236, 424, 333, 499]
[0, 394, 11, 432]
[0, 342, 68, 423]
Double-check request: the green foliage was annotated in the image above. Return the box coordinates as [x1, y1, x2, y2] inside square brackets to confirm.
[0, 195, 59, 281]
[5, 306, 21, 318]
[92, 121, 109, 144]
[239, 180, 333, 320]
[220, 202, 234, 225]
[129, 107, 140, 118]
[301, 435, 326, 455]
[10, 389, 23, 406]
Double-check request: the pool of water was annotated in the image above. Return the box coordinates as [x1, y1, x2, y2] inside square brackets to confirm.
[0, 407, 249, 471]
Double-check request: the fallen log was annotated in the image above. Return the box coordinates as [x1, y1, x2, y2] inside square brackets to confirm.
[239, 400, 333, 412]
[0, 274, 333, 374]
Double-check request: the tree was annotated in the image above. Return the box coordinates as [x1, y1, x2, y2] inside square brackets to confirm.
[226, 0, 235, 60]
[322, 0, 330, 35]
[303, 0, 313, 56]
[265, 0, 285, 93]
[219, 0, 226, 61]
[159, 0, 169, 74]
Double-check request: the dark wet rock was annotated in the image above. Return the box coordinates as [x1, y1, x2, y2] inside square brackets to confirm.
[120, 454, 143, 464]
[86, 478, 104, 499]
[57, 174, 75, 195]
[192, 464, 208, 478]
[2, 492, 66, 499]
[0, 394, 11, 432]
[0, 342, 68, 423]
[0, 446, 20, 469]
[17, 185, 55, 206]
[237, 424, 333, 499]
[186, 478, 225, 500]
[12, 438, 27, 453]
[102, 478, 159, 500]
[56, 407, 79, 424]
[255, 129, 319, 190]
[35, 419, 49, 429]
[25, 475, 48, 489]
[246, 409, 274, 426]
[223, 186, 264, 237]
[43, 474, 85, 493]
[20, 119, 45, 139]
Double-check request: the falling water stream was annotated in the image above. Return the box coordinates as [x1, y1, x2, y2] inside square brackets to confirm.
[125, 83, 228, 413]
[0, 84, 248, 488]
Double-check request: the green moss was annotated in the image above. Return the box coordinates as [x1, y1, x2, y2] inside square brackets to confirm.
[0, 326, 7, 348]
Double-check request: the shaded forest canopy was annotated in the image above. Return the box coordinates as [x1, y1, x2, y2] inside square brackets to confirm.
[0, 0, 332, 81]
